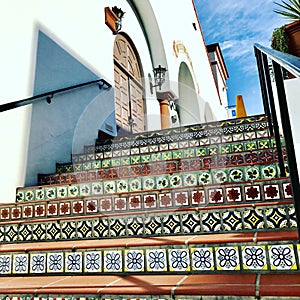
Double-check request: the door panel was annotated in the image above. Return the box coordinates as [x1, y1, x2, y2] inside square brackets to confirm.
[114, 34, 144, 133]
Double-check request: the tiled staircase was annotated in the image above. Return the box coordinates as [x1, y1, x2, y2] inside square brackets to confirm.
[0, 114, 299, 299]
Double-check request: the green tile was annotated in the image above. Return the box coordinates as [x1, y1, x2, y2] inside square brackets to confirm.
[184, 148, 195, 158]
[102, 159, 111, 168]
[172, 150, 183, 159]
[196, 147, 207, 156]
[232, 143, 244, 152]
[162, 151, 172, 160]
[220, 145, 231, 154]
[141, 154, 151, 163]
[245, 141, 257, 151]
[131, 155, 141, 164]
[151, 152, 162, 162]
[121, 157, 130, 165]
[111, 158, 121, 167]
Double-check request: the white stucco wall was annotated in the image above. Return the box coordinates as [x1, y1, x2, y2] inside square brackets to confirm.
[0, 0, 225, 203]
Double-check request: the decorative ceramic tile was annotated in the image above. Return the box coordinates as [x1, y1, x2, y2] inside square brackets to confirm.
[99, 198, 113, 212]
[5, 225, 18, 242]
[182, 173, 197, 186]
[30, 253, 46, 274]
[182, 213, 200, 233]
[226, 187, 242, 202]
[61, 221, 77, 239]
[168, 249, 190, 272]
[245, 185, 261, 201]
[144, 216, 162, 235]
[116, 179, 128, 193]
[269, 244, 297, 270]
[93, 218, 109, 237]
[143, 177, 156, 190]
[245, 167, 260, 181]
[156, 175, 169, 189]
[84, 251, 102, 273]
[0, 254, 12, 274]
[11, 207, 21, 219]
[77, 220, 93, 238]
[104, 181, 116, 194]
[288, 206, 298, 228]
[143, 194, 157, 209]
[104, 250, 122, 272]
[170, 174, 182, 188]
[232, 133, 244, 141]
[229, 168, 244, 182]
[125, 249, 144, 272]
[68, 185, 79, 198]
[35, 188, 45, 200]
[191, 189, 206, 206]
[222, 211, 242, 231]
[72, 201, 84, 214]
[208, 189, 224, 204]
[35, 204, 46, 217]
[65, 252, 83, 273]
[191, 247, 214, 271]
[110, 218, 126, 237]
[216, 246, 240, 271]
[57, 186, 68, 199]
[264, 184, 280, 200]
[212, 170, 227, 184]
[128, 195, 142, 210]
[16, 190, 25, 202]
[174, 191, 189, 206]
[201, 212, 221, 232]
[198, 172, 212, 185]
[13, 254, 29, 274]
[242, 246, 267, 270]
[261, 165, 277, 179]
[18, 224, 32, 241]
[0, 207, 10, 220]
[265, 207, 288, 229]
[146, 249, 167, 272]
[59, 202, 71, 216]
[80, 184, 91, 196]
[86, 199, 98, 213]
[114, 197, 127, 211]
[158, 192, 173, 208]
[162, 214, 181, 234]
[283, 182, 293, 198]
[129, 178, 142, 192]
[244, 209, 265, 229]
[45, 187, 56, 200]
[127, 217, 144, 236]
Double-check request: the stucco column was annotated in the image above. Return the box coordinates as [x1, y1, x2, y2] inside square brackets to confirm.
[156, 91, 177, 130]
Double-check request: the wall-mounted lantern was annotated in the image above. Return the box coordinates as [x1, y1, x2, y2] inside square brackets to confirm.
[149, 65, 167, 94]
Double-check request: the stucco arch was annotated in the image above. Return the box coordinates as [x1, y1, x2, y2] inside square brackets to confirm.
[177, 62, 200, 126]
[127, 0, 169, 82]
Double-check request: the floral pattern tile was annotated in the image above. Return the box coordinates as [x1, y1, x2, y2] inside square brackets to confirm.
[169, 249, 190, 272]
[269, 244, 297, 270]
[191, 247, 214, 271]
[242, 246, 267, 270]
[146, 249, 167, 272]
[216, 246, 240, 271]
[104, 250, 122, 272]
[125, 250, 144, 272]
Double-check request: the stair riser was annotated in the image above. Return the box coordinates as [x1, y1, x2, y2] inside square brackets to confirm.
[0, 204, 296, 244]
[0, 240, 299, 275]
[3, 179, 292, 221]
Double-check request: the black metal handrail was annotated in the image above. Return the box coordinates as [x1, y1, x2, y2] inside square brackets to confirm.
[255, 43, 300, 77]
[0, 78, 111, 113]
[254, 43, 300, 239]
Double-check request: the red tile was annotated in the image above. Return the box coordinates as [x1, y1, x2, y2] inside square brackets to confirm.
[259, 274, 300, 297]
[256, 230, 298, 242]
[174, 274, 256, 296]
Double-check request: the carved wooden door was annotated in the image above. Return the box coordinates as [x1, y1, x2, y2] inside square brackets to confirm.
[114, 34, 144, 133]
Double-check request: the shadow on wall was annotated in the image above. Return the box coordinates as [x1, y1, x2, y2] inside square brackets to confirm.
[25, 30, 115, 186]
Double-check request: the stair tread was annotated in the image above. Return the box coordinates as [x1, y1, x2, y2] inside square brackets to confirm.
[0, 273, 299, 297]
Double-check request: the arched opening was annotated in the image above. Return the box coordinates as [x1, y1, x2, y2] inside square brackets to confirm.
[204, 102, 215, 122]
[177, 62, 200, 126]
[113, 33, 145, 133]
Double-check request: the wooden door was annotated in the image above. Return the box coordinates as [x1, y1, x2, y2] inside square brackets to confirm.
[114, 34, 144, 133]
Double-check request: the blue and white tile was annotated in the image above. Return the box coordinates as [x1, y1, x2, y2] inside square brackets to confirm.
[168, 249, 190, 272]
[104, 250, 123, 272]
[84, 251, 102, 273]
[269, 244, 297, 270]
[30, 253, 46, 274]
[0, 254, 12, 274]
[146, 249, 167, 272]
[216, 246, 240, 271]
[13, 254, 29, 274]
[191, 247, 214, 271]
[125, 250, 144, 272]
[47, 252, 64, 273]
[65, 252, 83, 273]
[242, 246, 267, 270]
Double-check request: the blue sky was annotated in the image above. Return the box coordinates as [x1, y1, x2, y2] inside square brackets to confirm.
[195, 0, 287, 115]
